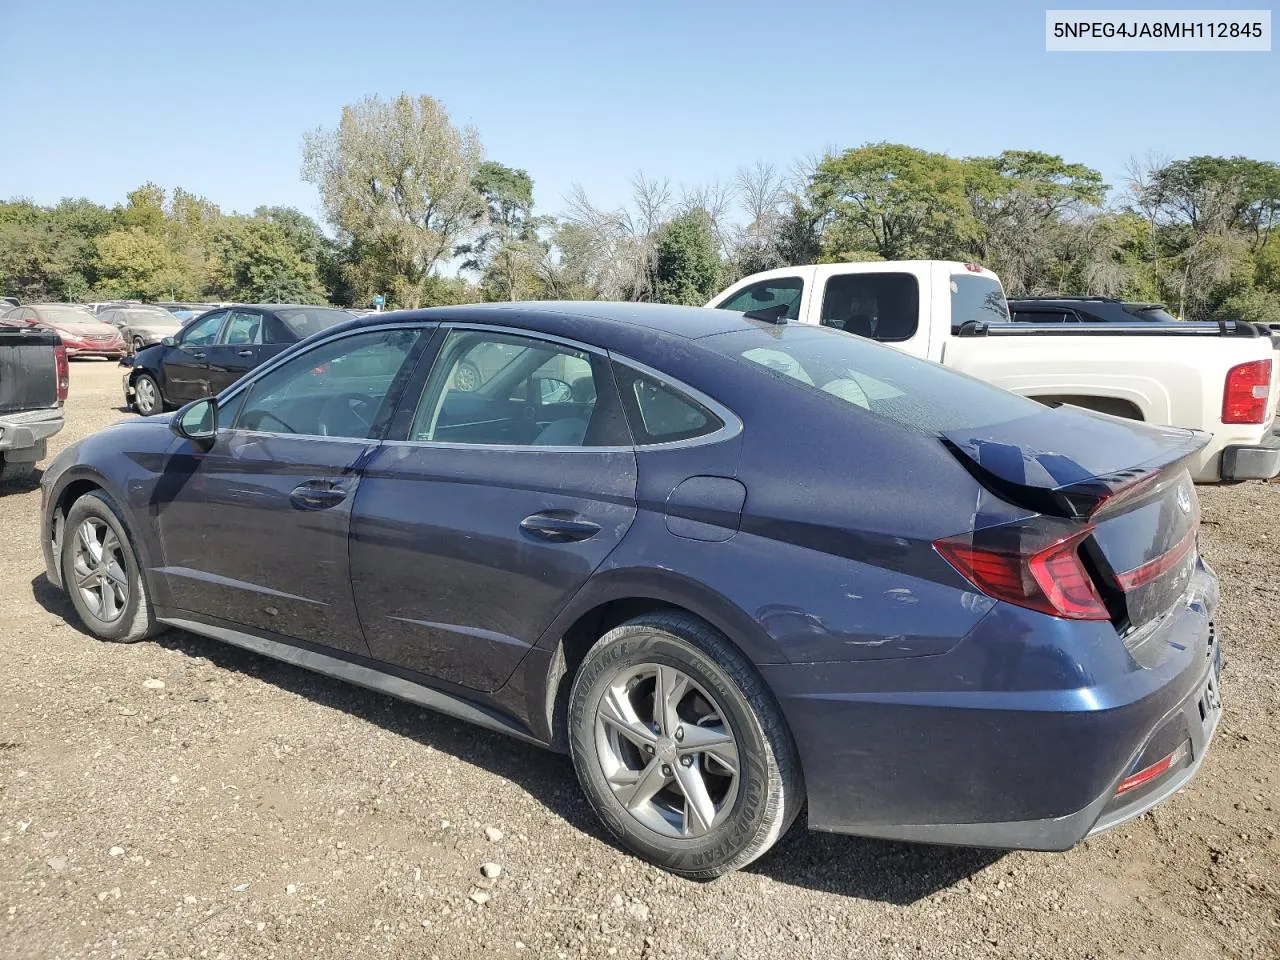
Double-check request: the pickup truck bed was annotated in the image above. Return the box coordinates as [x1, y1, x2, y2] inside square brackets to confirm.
[0, 326, 66, 483]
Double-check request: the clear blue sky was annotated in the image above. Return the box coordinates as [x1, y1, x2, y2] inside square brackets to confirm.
[2, 0, 1275, 222]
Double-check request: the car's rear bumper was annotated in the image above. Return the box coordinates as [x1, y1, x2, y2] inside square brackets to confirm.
[0, 406, 64, 458]
[762, 562, 1221, 850]
[1220, 426, 1280, 480]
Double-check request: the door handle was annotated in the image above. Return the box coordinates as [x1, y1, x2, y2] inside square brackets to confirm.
[236, 349, 254, 357]
[519, 512, 601, 543]
[290, 479, 348, 511]
[188, 350, 206, 359]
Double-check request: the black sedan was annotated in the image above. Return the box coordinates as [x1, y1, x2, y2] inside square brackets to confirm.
[42, 302, 1220, 877]
[123, 304, 353, 415]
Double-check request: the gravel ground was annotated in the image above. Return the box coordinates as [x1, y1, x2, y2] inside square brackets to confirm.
[1, 361, 1277, 960]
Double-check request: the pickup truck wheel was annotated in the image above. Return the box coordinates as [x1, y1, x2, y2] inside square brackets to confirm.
[568, 613, 804, 878]
[132, 373, 164, 416]
[60, 491, 160, 643]
[0, 455, 36, 486]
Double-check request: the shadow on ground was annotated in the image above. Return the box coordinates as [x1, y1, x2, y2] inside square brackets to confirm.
[29, 575, 1000, 904]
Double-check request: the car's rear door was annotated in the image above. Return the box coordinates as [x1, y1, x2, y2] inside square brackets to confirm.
[349, 324, 639, 692]
[154, 324, 430, 655]
[165, 310, 228, 403]
[204, 308, 265, 393]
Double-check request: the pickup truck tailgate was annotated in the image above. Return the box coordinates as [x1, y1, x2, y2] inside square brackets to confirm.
[0, 328, 59, 414]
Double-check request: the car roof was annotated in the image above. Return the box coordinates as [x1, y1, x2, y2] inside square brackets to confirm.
[379, 301, 757, 341]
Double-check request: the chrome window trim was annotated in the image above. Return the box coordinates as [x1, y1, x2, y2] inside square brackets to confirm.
[209, 318, 742, 452]
[386, 335, 742, 454]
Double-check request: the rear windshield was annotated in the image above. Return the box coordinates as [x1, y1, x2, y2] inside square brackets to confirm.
[950, 274, 1009, 330]
[275, 308, 353, 339]
[1128, 305, 1178, 322]
[705, 324, 1042, 434]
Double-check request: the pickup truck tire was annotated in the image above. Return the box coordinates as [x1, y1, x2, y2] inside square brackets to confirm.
[0, 455, 37, 486]
[568, 613, 804, 879]
[60, 491, 160, 643]
[132, 373, 165, 416]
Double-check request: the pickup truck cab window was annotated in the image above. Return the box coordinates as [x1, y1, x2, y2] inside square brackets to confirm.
[950, 274, 1010, 329]
[715, 277, 804, 320]
[820, 272, 919, 342]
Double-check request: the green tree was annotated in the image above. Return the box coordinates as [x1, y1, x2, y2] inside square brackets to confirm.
[302, 94, 485, 308]
[207, 218, 327, 303]
[458, 162, 554, 301]
[94, 226, 195, 300]
[651, 209, 721, 305]
[808, 143, 974, 260]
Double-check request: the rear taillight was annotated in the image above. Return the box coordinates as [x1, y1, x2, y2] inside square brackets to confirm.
[1222, 359, 1271, 424]
[934, 526, 1109, 621]
[53, 342, 69, 402]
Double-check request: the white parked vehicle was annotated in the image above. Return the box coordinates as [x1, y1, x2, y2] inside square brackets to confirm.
[708, 261, 1280, 483]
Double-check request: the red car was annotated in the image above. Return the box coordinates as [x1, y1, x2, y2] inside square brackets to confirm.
[2, 303, 127, 359]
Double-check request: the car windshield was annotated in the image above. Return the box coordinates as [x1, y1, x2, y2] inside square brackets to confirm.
[122, 309, 180, 326]
[275, 308, 353, 339]
[706, 324, 1043, 434]
[40, 306, 105, 325]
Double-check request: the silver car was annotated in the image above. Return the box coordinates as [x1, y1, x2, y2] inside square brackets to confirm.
[99, 306, 185, 354]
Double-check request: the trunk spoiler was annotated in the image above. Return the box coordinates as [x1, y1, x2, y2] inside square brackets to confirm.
[941, 407, 1209, 520]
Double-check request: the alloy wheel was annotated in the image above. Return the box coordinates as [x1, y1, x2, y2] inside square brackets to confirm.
[135, 377, 158, 414]
[70, 517, 129, 623]
[593, 663, 740, 839]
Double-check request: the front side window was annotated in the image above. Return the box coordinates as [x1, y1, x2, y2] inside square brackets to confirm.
[180, 311, 226, 346]
[222, 310, 263, 345]
[611, 364, 723, 445]
[410, 330, 625, 447]
[232, 328, 420, 439]
[820, 273, 919, 342]
[714, 276, 805, 320]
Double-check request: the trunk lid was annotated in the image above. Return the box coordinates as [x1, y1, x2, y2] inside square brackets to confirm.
[942, 405, 1208, 633]
[0, 327, 60, 413]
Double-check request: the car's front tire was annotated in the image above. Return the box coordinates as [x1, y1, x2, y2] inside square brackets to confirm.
[132, 336, 145, 354]
[132, 372, 164, 416]
[60, 491, 160, 643]
[568, 613, 803, 878]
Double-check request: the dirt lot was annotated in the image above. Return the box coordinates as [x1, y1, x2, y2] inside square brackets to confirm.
[0, 360, 1277, 960]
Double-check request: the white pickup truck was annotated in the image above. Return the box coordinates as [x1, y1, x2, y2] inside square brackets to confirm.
[708, 261, 1280, 483]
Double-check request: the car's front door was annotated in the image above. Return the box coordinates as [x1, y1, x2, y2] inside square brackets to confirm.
[204, 308, 265, 394]
[350, 326, 639, 692]
[154, 325, 429, 655]
[165, 310, 227, 404]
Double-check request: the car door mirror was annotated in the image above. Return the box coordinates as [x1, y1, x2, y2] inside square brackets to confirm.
[538, 377, 573, 404]
[171, 397, 218, 446]
[162, 336, 175, 347]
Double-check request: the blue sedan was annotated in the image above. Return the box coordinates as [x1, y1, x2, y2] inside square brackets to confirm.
[39, 302, 1222, 877]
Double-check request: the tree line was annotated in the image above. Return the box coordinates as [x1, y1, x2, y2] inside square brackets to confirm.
[4, 93, 1279, 321]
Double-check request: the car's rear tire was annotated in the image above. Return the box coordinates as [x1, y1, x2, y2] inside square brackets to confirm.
[60, 491, 160, 643]
[0, 454, 37, 486]
[568, 612, 803, 879]
[132, 373, 164, 416]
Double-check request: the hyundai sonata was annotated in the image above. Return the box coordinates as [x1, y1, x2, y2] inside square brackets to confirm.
[40, 302, 1222, 877]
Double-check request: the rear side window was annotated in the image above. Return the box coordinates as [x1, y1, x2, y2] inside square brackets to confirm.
[714, 276, 804, 321]
[1011, 309, 1078, 323]
[612, 364, 723, 445]
[706, 325, 1042, 434]
[820, 273, 919, 342]
[950, 274, 1010, 330]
